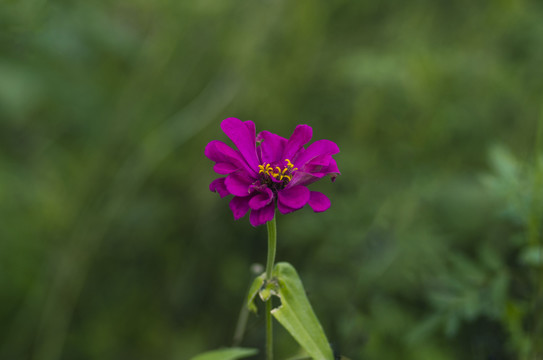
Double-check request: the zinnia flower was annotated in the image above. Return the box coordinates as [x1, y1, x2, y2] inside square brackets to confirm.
[205, 117, 340, 226]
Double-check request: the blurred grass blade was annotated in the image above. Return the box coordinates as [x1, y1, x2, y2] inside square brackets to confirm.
[190, 347, 258, 360]
[271, 262, 334, 360]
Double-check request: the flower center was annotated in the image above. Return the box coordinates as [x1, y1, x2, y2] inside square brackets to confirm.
[258, 159, 298, 188]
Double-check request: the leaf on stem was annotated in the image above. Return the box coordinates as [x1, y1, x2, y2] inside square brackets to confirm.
[271, 262, 334, 360]
[246, 273, 265, 313]
[189, 347, 258, 360]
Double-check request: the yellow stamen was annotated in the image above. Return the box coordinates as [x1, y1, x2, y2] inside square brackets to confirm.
[258, 159, 298, 185]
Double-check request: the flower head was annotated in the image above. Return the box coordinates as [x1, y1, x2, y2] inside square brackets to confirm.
[205, 118, 340, 226]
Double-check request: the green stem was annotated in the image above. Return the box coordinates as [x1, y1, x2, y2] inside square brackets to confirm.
[266, 299, 273, 360]
[266, 216, 277, 279]
[265, 215, 277, 360]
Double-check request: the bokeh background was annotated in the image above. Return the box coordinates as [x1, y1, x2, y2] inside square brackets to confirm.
[2, 1, 543, 359]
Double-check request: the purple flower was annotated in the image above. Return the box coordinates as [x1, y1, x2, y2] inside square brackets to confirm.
[205, 118, 340, 226]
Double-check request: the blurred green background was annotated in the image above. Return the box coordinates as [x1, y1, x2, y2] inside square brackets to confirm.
[2, 0, 543, 359]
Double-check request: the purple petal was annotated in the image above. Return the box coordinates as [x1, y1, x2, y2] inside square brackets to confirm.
[308, 191, 330, 212]
[256, 144, 263, 164]
[205, 140, 256, 176]
[213, 162, 238, 174]
[204, 140, 240, 164]
[321, 158, 340, 181]
[288, 157, 340, 187]
[283, 125, 313, 160]
[230, 196, 251, 220]
[249, 188, 274, 210]
[306, 158, 340, 180]
[277, 200, 297, 215]
[244, 120, 256, 141]
[325, 158, 339, 173]
[287, 171, 324, 188]
[277, 185, 310, 210]
[209, 178, 230, 198]
[257, 131, 287, 164]
[225, 171, 255, 197]
[302, 155, 331, 174]
[249, 202, 275, 227]
[220, 118, 260, 172]
[293, 139, 339, 168]
[306, 154, 332, 166]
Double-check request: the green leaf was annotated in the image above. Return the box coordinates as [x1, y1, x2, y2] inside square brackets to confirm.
[189, 347, 258, 360]
[271, 262, 334, 360]
[246, 273, 265, 313]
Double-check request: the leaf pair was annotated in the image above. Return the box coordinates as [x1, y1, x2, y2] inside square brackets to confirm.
[248, 262, 334, 360]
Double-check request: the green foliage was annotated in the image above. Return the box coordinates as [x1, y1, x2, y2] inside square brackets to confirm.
[247, 273, 266, 314]
[189, 347, 258, 360]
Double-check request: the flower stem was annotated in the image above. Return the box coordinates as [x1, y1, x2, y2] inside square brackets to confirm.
[265, 215, 277, 360]
[266, 216, 277, 279]
[266, 299, 273, 360]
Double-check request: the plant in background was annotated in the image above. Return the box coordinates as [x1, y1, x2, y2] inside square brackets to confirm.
[193, 118, 342, 360]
